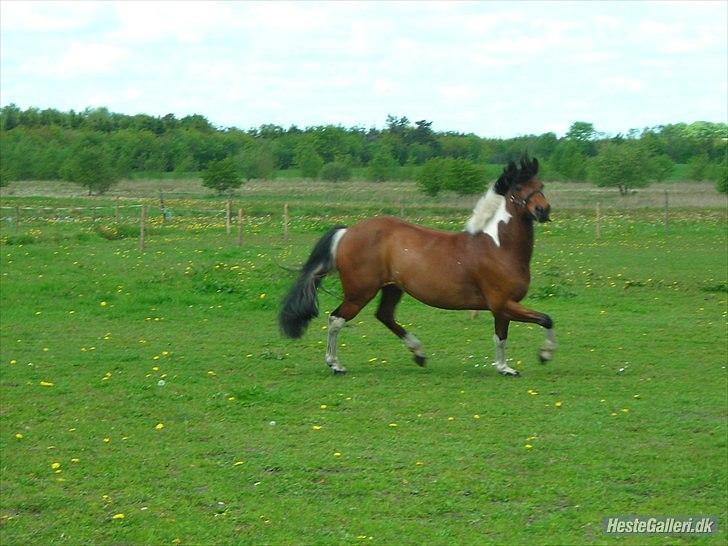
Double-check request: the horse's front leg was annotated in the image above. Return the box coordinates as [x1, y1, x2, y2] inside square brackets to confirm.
[503, 300, 558, 364]
[492, 314, 520, 376]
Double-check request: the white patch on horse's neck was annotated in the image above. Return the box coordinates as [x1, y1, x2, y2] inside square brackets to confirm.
[465, 187, 511, 247]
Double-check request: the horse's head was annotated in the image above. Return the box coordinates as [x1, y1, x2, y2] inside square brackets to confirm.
[497, 156, 551, 223]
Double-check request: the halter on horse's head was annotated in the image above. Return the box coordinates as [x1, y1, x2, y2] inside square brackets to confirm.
[494, 156, 551, 223]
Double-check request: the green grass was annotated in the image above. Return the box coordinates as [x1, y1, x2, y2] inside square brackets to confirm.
[0, 192, 726, 545]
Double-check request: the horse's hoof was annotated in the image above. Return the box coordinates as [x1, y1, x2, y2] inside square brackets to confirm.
[498, 369, 520, 377]
[414, 354, 426, 367]
[332, 368, 347, 375]
[538, 351, 552, 364]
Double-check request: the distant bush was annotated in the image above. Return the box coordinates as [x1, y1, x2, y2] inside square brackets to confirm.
[367, 147, 398, 182]
[202, 157, 242, 195]
[319, 162, 351, 182]
[588, 143, 652, 195]
[416, 158, 485, 196]
[295, 145, 324, 178]
[235, 143, 275, 180]
[687, 153, 710, 181]
[60, 139, 120, 195]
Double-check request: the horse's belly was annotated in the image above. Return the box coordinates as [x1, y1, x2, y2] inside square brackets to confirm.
[389, 261, 487, 310]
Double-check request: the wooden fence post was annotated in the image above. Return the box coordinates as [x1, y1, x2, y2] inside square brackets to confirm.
[595, 202, 601, 239]
[225, 200, 232, 235]
[663, 190, 669, 232]
[160, 191, 166, 224]
[283, 203, 289, 240]
[237, 208, 244, 247]
[139, 205, 146, 251]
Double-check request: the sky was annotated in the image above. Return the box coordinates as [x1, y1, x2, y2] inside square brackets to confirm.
[0, 0, 726, 138]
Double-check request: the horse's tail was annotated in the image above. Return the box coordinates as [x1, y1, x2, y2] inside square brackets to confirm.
[279, 226, 347, 339]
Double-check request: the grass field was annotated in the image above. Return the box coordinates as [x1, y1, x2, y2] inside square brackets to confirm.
[0, 180, 726, 545]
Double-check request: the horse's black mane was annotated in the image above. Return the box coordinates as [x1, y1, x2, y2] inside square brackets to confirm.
[493, 155, 539, 195]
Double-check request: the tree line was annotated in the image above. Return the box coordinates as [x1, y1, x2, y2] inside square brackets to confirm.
[0, 104, 725, 195]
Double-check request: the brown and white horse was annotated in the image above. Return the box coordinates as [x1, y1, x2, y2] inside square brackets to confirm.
[279, 156, 556, 376]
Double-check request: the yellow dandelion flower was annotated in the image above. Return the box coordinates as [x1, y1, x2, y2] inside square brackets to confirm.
[112, 513, 125, 520]
[15, 433, 23, 439]
[447, 416, 454, 421]
[311, 425, 322, 430]
[104, 437, 111, 443]
[100, 301, 108, 307]
[333, 452, 341, 457]
[633, 394, 641, 399]
[40, 381, 54, 387]
[320, 404, 327, 409]
[152, 366, 159, 371]
[233, 461, 244, 466]
[621, 408, 629, 413]
[525, 444, 533, 449]
[610, 412, 618, 416]
[388, 423, 398, 428]
[155, 423, 165, 430]
[259, 293, 267, 299]
[71, 458, 80, 463]
[473, 414, 480, 419]
[555, 401, 562, 408]
[10, 359, 17, 364]
[51, 462, 61, 470]
[207, 371, 216, 376]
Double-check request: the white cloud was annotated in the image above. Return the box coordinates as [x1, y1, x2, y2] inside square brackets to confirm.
[20, 41, 129, 78]
[0, 1, 103, 33]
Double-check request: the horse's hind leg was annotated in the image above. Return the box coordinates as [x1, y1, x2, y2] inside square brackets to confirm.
[375, 285, 426, 366]
[326, 293, 377, 374]
[492, 314, 519, 376]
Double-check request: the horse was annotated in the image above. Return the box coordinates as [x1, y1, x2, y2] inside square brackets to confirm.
[278, 155, 556, 376]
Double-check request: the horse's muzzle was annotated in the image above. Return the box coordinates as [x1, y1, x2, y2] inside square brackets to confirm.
[534, 205, 551, 223]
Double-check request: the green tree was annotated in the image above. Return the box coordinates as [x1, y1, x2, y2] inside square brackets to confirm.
[648, 154, 675, 182]
[588, 143, 652, 195]
[565, 121, 597, 142]
[60, 138, 119, 195]
[549, 140, 588, 180]
[201, 157, 242, 195]
[367, 146, 398, 181]
[235, 142, 275, 180]
[445, 159, 484, 195]
[416, 158, 484, 196]
[687, 153, 710, 181]
[416, 158, 449, 196]
[565, 121, 598, 156]
[319, 161, 351, 182]
[295, 144, 324, 178]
